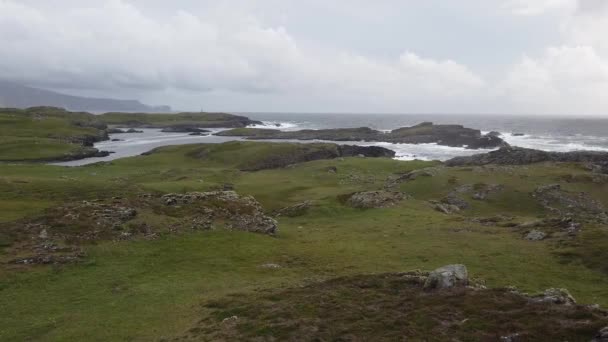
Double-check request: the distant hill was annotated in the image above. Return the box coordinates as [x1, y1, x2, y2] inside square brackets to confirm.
[0, 81, 171, 112]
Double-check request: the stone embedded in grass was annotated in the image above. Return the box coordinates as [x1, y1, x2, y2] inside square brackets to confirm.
[423, 264, 469, 290]
[525, 229, 547, 241]
[274, 201, 313, 217]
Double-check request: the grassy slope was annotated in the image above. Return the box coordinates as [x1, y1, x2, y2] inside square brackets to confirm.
[0, 142, 607, 340]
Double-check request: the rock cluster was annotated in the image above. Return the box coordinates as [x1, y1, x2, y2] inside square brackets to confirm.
[345, 191, 409, 209]
[162, 191, 278, 235]
[532, 184, 608, 223]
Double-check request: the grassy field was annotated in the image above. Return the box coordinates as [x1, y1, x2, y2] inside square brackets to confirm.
[1, 141, 608, 340]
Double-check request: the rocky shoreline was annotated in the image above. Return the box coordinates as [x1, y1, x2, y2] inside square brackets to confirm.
[446, 146, 608, 167]
[216, 122, 507, 149]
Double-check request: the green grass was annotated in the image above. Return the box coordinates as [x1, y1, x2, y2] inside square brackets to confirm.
[0, 109, 106, 162]
[1, 141, 608, 340]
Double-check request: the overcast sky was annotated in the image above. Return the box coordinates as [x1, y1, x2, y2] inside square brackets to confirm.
[1, 0, 608, 115]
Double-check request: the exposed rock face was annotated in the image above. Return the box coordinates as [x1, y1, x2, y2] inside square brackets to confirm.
[423, 264, 469, 290]
[525, 229, 547, 241]
[161, 191, 278, 235]
[446, 146, 608, 166]
[217, 122, 507, 149]
[532, 184, 608, 223]
[346, 191, 408, 209]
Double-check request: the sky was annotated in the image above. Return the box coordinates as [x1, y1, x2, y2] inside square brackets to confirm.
[1, 0, 608, 115]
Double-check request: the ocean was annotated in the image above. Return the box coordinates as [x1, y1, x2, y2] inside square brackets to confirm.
[54, 113, 608, 166]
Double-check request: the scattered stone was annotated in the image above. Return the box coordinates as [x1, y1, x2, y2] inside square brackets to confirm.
[524, 229, 547, 241]
[423, 264, 469, 290]
[346, 191, 408, 209]
[500, 333, 523, 342]
[259, 263, 281, 269]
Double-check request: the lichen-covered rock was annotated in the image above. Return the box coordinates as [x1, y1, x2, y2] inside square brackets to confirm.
[423, 264, 469, 290]
[346, 191, 408, 209]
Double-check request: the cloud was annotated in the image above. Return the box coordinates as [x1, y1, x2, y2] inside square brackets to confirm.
[1, 0, 608, 114]
[0, 0, 485, 111]
[503, 0, 576, 16]
[500, 45, 608, 114]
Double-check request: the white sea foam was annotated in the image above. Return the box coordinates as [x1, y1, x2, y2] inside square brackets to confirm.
[248, 121, 302, 131]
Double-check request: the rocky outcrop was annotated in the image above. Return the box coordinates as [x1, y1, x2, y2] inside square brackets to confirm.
[161, 191, 278, 235]
[423, 264, 469, 290]
[345, 191, 409, 209]
[217, 122, 507, 149]
[160, 125, 211, 133]
[446, 146, 608, 166]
